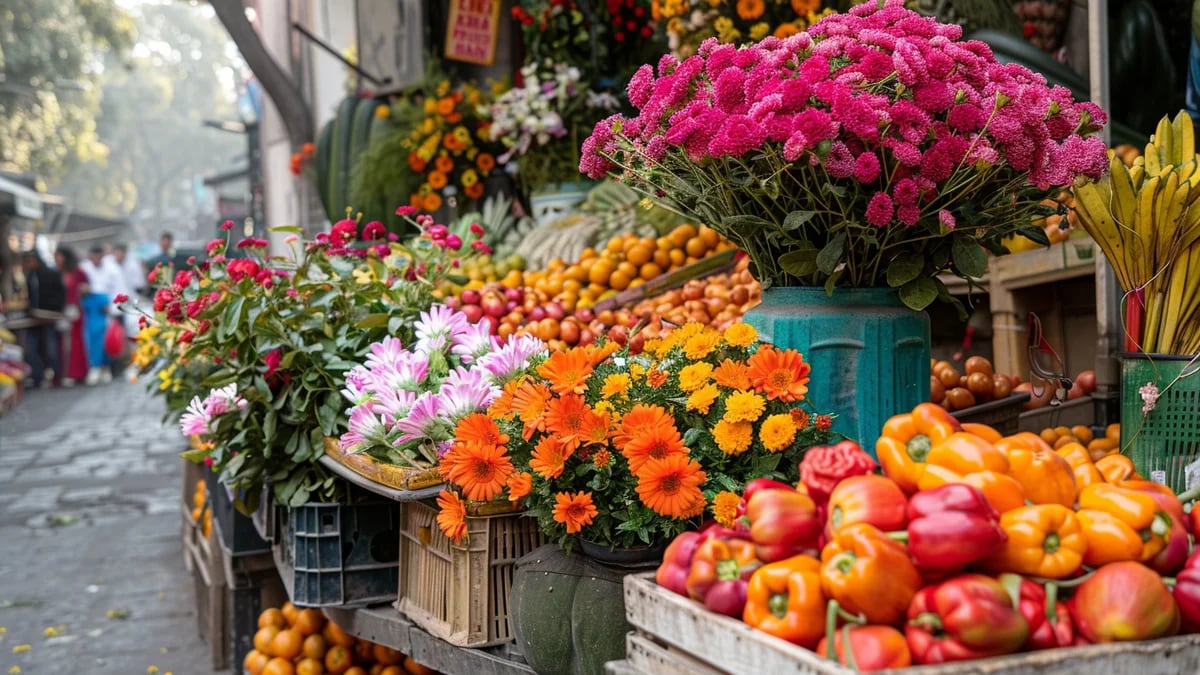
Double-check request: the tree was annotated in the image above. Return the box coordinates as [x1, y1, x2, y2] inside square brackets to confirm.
[0, 0, 135, 181]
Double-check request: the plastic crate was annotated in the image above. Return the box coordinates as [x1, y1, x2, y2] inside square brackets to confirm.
[278, 501, 400, 607]
[397, 499, 546, 647]
[1121, 353, 1200, 493]
[203, 466, 270, 557]
[951, 392, 1030, 435]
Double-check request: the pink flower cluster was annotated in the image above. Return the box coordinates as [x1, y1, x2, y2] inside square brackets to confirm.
[580, 0, 1108, 228]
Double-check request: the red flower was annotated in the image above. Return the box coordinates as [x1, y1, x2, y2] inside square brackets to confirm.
[112, 293, 129, 304]
[362, 221, 386, 240]
[799, 440, 878, 504]
[186, 299, 205, 319]
[226, 258, 261, 282]
[330, 219, 358, 246]
[220, 220, 234, 231]
[153, 288, 174, 312]
[178, 330, 195, 344]
[173, 270, 193, 288]
[264, 348, 282, 379]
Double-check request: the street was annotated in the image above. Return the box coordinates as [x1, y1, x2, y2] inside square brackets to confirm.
[0, 380, 218, 674]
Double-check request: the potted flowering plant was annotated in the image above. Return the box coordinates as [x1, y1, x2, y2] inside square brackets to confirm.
[135, 212, 490, 507]
[653, 0, 834, 58]
[580, 0, 1109, 446]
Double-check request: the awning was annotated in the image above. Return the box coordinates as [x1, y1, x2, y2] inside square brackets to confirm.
[0, 175, 46, 219]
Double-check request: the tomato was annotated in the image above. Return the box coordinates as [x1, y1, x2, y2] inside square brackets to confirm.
[966, 372, 994, 401]
[944, 387, 977, 411]
[1075, 370, 1097, 394]
[964, 356, 994, 377]
[992, 373, 1012, 400]
[937, 366, 962, 389]
[931, 375, 946, 404]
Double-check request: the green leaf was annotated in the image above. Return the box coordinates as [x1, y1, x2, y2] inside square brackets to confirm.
[951, 237, 988, 278]
[354, 313, 390, 329]
[823, 268, 844, 295]
[899, 277, 939, 311]
[816, 231, 847, 275]
[263, 409, 277, 442]
[722, 214, 773, 231]
[779, 245, 819, 277]
[1015, 225, 1051, 247]
[783, 210, 816, 231]
[886, 255, 924, 288]
[270, 225, 304, 234]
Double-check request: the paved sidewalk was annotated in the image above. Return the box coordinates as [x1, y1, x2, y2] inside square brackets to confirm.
[0, 380, 219, 674]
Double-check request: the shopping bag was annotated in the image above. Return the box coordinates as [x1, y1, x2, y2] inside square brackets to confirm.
[103, 318, 127, 359]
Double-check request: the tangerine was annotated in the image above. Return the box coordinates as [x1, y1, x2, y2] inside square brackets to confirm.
[373, 644, 405, 665]
[698, 225, 721, 249]
[294, 608, 327, 636]
[259, 608, 286, 629]
[302, 633, 328, 660]
[380, 667, 404, 675]
[609, 270, 632, 291]
[269, 628, 304, 660]
[639, 262, 663, 281]
[344, 669, 368, 675]
[254, 625, 281, 654]
[403, 656, 436, 675]
[323, 621, 356, 648]
[281, 601, 299, 625]
[625, 243, 653, 266]
[588, 260, 613, 285]
[669, 224, 697, 247]
[325, 645, 354, 674]
[244, 649, 270, 675]
[685, 237, 707, 258]
[296, 657, 326, 675]
[262, 657, 296, 675]
[353, 639, 375, 663]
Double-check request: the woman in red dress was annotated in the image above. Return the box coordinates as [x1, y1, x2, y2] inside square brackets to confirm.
[55, 247, 89, 385]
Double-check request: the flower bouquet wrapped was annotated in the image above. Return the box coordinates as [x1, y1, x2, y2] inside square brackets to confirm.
[581, 0, 1109, 311]
[436, 321, 835, 549]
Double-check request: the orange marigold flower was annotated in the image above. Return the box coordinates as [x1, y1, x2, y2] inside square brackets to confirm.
[511, 380, 553, 440]
[530, 435, 568, 479]
[722, 323, 757, 348]
[544, 393, 595, 451]
[774, 22, 801, 39]
[635, 454, 707, 518]
[683, 331, 721, 360]
[736, 0, 764, 19]
[712, 419, 754, 455]
[447, 442, 514, 502]
[815, 414, 833, 432]
[724, 390, 766, 423]
[759, 413, 797, 452]
[677, 362, 714, 392]
[553, 491, 599, 533]
[614, 403, 674, 448]
[423, 192, 442, 212]
[506, 472, 532, 503]
[712, 359, 752, 390]
[791, 0, 818, 14]
[791, 408, 811, 430]
[436, 489, 468, 544]
[537, 348, 594, 395]
[436, 96, 456, 116]
[621, 421, 688, 474]
[647, 369, 668, 387]
[686, 383, 720, 415]
[593, 448, 612, 468]
[746, 345, 812, 402]
[428, 170, 449, 190]
[435, 154, 455, 173]
[711, 491, 741, 528]
[454, 413, 508, 448]
[476, 152, 496, 172]
[465, 182, 485, 200]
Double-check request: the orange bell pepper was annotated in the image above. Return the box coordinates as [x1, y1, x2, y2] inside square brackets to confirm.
[1095, 455, 1137, 483]
[1056, 442, 1104, 492]
[1120, 480, 1188, 530]
[991, 505, 1087, 579]
[926, 433, 1010, 476]
[961, 422, 1003, 444]
[820, 524, 922, 626]
[1001, 442, 1076, 507]
[876, 404, 961, 494]
[918, 467, 1025, 513]
[1078, 484, 1172, 561]
[1075, 510, 1144, 566]
[995, 431, 1055, 454]
[743, 555, 827, 648]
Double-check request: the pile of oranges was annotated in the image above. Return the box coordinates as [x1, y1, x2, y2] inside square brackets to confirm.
[190, 479, 212, 539]
[630, 255, 761, 339]
[1040, 423, 1121, 462]
[246, 602, 436, 675]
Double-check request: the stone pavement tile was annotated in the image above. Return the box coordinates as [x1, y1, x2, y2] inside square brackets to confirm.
[6, 486, 64, 513]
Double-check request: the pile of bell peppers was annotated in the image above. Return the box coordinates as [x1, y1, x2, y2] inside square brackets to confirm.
[655, 403, 1200, 671]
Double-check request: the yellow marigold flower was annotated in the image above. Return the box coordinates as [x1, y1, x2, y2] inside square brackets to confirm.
[712, 420, 753, 455]
[461, 168, 479, 188]
[711, 491, 741, 528]
[594, 399, 615, 416]
[684, 331, 721, 360]
[375, 104, 390, 119]
[686, 383, 720, 415]
[724, 390, 766, 423]
[723, 323, 757, 348]
[759, 413, 797, 452]
[629, 362, 647, 379]
[677, 362, 714, 392]
[601, 373, 631, 399]
[749, 22, 770, 40]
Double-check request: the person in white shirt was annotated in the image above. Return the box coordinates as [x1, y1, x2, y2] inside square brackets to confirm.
[79, 246, 128, 385]
[112, 244, 144, 336]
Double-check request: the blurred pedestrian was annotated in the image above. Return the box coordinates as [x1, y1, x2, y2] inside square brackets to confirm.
[55, 247, 90, 386]
[20, 251, 65, 388]
[146, 232, 175, 283]
[111, 243, 143, 336]
[80, 246, 125, 385]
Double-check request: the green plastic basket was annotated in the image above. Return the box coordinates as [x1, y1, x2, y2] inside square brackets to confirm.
[1120, 353, 1200, 493]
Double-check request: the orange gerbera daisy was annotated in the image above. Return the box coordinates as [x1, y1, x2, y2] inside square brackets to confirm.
[537, 348, 594, 395]
[712, 359, 752, 390]
[511, 380, 553, 440]
[448, 442, 514, 502]
[489, 377, 524, 420]
[621, 421, 688, 474]
[635, 455, 707, 518]
[436, 489, 468, 544]
[613, 404, 674, 448]
[530, 435, 568, 479]
[506, 472, 533, 504]
[552, 491, 599, 533]
[454, 413, 508, 449]
[746, 345, 812, 402]
[544, 393, 597, 451]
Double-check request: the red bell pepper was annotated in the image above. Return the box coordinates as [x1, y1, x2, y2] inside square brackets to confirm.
[998, 574, 1076, 650]
[906, 483, 1006, 573]
[799, 440, 878, 504]
[1148, 516, 1191, 576]
[1071, 561, 1180, 643]
[746, 489, 822, 562]
[685, 537, 761, 618]
[816, 625, 912, 671]
[655, 524, 739, 596]
[735, 478, 799, 520]
[905, 574, 1029, 664]
[1171, 550, 1200, 633]
[824, 475, 908, 540]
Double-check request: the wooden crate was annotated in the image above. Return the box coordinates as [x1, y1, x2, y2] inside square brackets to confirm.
[323, 437, 442, 490]
[624, 573, 1200, 675]
[397, 500, 545, 647]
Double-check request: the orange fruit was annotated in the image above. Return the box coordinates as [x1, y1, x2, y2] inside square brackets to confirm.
[698, 225, 721, 249]
[302, 633, 328, 660]
[325, 645, 354, 674]
[369, 666, 385, 675]
[254, 625, 281, 654]
[373, 644, 405, 665]
[281, 601, 299, 626]
[685, 237, 707, 258]
[588, 260, 613, 285]
[616, 261, 637, 278]
[294, 608, 327, 636]
[323, 621, 356, 648]
[269, 628, 304, 660]
[404, 656, 436, 675]
[669, 224, 697, 247]
[353, 640, 375, 663]
[609, 270, 632, 291]
[296, 657, 325, 675]
[380, 667, 404, 675]
[625, 243, 653, 266]
[245, 649, 270, 675]
[263, 657, 296, 675]
[639, 262, 663, 281]
[668, 249, 686, 267]
[259, 608, 286, 629]
[345, 669, 368, 675]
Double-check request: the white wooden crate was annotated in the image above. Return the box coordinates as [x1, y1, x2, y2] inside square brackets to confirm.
[624, 573, 1200, 675]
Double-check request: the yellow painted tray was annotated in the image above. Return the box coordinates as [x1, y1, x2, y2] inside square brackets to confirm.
[322, 437, 443, 490]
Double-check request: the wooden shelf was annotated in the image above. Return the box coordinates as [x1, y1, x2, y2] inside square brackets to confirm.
[991, 238, 1097, 290]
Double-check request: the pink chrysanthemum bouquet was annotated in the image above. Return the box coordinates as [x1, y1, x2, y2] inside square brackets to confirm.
[581, 0, 1109, 310]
